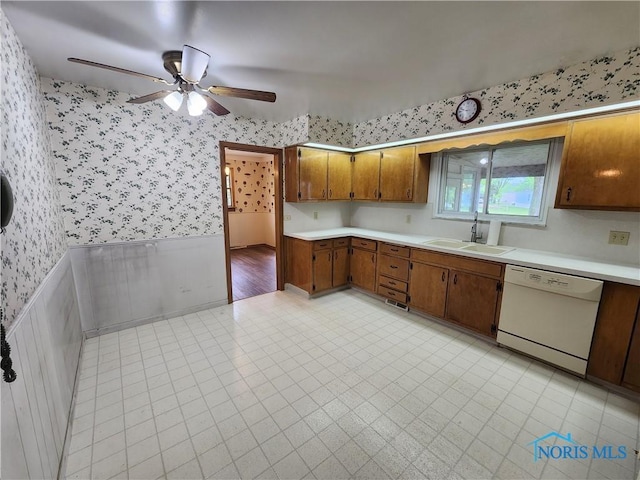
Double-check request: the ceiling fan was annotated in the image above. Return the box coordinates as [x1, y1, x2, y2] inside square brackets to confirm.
[68, 45, 276, 116]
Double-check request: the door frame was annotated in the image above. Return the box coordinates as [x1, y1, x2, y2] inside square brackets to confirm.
[219, 141, 284, 303]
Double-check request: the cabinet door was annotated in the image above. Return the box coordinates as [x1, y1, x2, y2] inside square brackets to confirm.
[352, 151, 381, 200]
[556, 112, 640, 211]
[332, 247, 349, 287]
[446, 271, 500, 337]
[313, 249, 333, 292]
[284, 147, 300, 202]
[379, 146, 416, 201]
[299, 147, 328, 201]
[409, 262, 448, 318]
[328, 152, 352, 200]
[587, 282, 640, 384]
[350, 247, 377, 292]
[622, 309, 640, 392]
[285, 237, 313, 293]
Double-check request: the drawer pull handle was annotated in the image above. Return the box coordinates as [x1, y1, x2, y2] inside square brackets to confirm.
[390, 265, 398, 269]
[390, 248, 399, 252]
[566, 187, 572, 202]
[322, 189, 326, 199]
[453, 274, 458, 285]
[389, 281, 397, 285]
[371, 254, 375, 263]
[329, 189, 332, 198]
[388, 291, 396, 297]
[406, 189, 411, 198]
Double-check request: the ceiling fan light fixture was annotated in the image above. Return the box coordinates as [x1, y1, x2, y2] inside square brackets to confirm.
[181, 45, 210, 83]
[163, 91, 183, 111]
[187, 91, 207, 116]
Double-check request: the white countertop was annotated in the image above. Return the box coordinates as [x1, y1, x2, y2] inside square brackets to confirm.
[286, 227, 640, 286]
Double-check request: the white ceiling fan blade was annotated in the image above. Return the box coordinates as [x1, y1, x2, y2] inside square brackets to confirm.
[181, 45, 210, 83]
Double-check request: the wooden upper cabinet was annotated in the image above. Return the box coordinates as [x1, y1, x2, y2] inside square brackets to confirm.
[352, 151, 381, 200]
[284, 146, 327, 202]
[379, 146, 416, 201]
[327, 152, 352, 200]
[299, 147, 328, 201]
[556, 111, 640, 211]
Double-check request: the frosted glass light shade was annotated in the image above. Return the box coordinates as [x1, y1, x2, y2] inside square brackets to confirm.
[181, 45, 210, 83]
[187, 92, 207, 116]
[163, 91, 183, 111]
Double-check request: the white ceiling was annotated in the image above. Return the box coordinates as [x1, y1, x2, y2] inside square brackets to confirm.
[4, 1, 639, 123]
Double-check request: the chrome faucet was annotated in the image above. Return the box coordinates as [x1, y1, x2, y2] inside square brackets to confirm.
[470, 211, 483, 243]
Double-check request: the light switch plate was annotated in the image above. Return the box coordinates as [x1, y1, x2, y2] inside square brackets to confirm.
[608, 231, 630, 245]
[313, 211, 318, 220]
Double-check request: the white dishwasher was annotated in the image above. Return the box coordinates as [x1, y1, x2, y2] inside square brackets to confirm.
[496, 265, 603, 377]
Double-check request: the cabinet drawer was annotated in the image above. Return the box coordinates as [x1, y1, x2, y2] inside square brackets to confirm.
[411, 248, 503, 278]
[380, 243, 410, 258]
[333, 237, 350, 248]
[379, 275, 408, 292]
[313, 240, 333, 251]
[379, 255, 410, 281]
[352, 238, 377, 251]
[378, 286, 408, 303]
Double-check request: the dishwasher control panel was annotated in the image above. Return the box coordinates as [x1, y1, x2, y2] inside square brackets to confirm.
[505, 265, 602, 301]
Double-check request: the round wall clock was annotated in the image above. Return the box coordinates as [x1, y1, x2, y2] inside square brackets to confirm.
[455, 97, 481, 124]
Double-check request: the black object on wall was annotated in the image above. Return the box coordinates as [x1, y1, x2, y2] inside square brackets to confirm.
[0, 310, 17, 383]
[1, 172, 14, 233]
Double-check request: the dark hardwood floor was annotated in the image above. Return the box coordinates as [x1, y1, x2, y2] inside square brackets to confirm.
[230, 245, 276, 301]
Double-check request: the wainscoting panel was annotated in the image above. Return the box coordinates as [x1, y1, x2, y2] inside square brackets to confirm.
[70, 235, 229, 335]
[1, 251, 83, 480]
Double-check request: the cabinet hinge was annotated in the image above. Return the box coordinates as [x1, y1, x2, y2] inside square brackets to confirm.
[491, 324, 497, 334]
[409, 262, 413, 270]
[350, 155, 355, 162]
[312, 254, 316, 261]
[297, 191, 301, 199]
[312, 284, 316, 291]
[378, 191, 382, 199]
[496, 281, 502, 292]
[297, 148, 301, 159]
[407, 295, 411, 303]
[380, 152, 384, 159]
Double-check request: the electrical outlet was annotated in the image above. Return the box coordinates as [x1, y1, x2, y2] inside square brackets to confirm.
[406, 214, 411, 224]
[313, 211, 318, 220]
[284, 215, 292, 221]
[608, 231, 630, 245]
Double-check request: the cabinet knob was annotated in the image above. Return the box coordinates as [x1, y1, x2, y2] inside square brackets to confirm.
[322, 189, 326, 199]
[407, 189, 411, 198]
[453, 274, 458, 285]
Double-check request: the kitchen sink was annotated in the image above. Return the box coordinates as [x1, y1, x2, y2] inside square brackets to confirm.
[422, 239, 468, 249]
[459, 244, 514, 255]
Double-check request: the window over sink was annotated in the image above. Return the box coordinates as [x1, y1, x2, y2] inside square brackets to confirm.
[435, 139, 559, 224]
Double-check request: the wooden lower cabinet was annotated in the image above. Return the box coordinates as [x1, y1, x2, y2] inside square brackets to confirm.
[313, 248, 333, 292]
[408, 262, 448, 318]
[446, 270, 501, 337]
[332, 247, 350, 287]
[350, 247, 377, 293]
[409, 249, 503, 338]
[285, 237, 350, 294]
[587, 282, 640, 388]
[622, 311, 640, 392]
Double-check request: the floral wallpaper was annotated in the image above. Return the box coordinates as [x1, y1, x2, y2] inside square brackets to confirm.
[227, 158, 275, 213]
[280, 114, 309, 146]
[41, 78, 281, 244]
[353, 47, 640, 147]
[308, 116, 353, 148]
[1, 13, 67, 327]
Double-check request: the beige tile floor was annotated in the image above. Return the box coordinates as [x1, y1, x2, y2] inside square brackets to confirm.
[64, 289, 640, 479]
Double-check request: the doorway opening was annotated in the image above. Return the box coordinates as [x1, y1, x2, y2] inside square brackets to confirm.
[220, 142, 284, 302]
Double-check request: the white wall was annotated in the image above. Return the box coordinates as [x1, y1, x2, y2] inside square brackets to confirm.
[229, 212, 276, 247]
[1, 253, 83, 480]
[70, 235, 228, 335]
[283, 201, 352, 234]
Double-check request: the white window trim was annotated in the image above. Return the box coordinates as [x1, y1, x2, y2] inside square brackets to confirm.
[432, 138, 563, 226]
